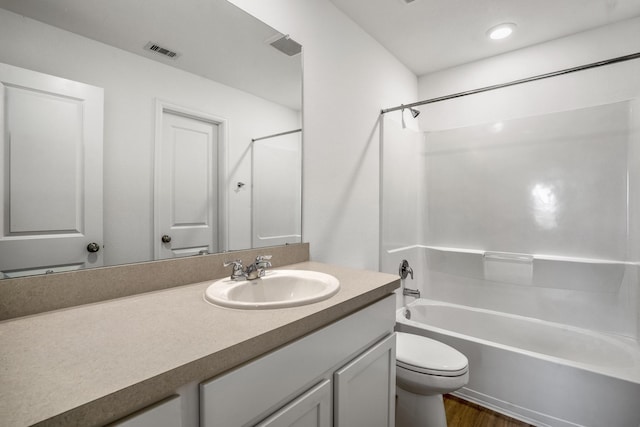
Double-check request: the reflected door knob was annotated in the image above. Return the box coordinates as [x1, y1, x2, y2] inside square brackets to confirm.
[161, 235, 172, 243]
[87, 242, 100, 253]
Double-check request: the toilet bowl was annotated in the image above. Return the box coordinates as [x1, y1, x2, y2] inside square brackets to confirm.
[395, 332, 469, 427]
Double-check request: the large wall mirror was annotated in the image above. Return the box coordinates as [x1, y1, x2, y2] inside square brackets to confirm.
[0, 0, 302, 278]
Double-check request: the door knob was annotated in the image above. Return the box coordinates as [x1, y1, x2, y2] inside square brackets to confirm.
[87, 242, 100, 253]
[161, 235, 172, 243]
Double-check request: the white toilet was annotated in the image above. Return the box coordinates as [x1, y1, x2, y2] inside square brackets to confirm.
[395, 332, 469, 427]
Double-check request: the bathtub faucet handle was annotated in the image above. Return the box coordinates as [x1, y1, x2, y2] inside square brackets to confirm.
[399, 259, 420, 298]
[399, 259, 414, 280]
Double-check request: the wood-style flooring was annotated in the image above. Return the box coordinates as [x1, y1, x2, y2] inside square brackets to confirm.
[443, 394, 535, 427]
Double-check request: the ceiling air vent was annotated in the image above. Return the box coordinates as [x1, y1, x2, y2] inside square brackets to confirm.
[144, 42, 179, 59]
[268, 35, 302, 56]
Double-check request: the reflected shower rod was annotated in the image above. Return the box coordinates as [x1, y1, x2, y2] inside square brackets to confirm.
[380, 51, 640, 114]
[252, 128, 302, 142]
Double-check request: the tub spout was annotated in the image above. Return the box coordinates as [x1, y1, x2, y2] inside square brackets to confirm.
[403, 287, 421, 298]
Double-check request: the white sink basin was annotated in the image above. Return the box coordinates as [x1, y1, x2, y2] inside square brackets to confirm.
[204, 270, 340, 309]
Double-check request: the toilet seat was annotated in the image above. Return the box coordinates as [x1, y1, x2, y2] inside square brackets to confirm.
[396, 332, 468, 377]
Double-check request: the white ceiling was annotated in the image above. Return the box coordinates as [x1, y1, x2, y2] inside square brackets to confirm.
[4, 0, 639, 105]
[0, 0, 302, 110]
[329, 0, 640, 76]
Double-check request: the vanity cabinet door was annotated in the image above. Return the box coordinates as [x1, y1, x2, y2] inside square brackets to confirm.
[109, 395, 182, 427]
[256, 379, 331, 427]
[334, 333, 396, 427]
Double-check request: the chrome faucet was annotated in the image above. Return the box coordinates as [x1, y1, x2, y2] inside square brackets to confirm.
[399, 259, 420, 298]
[223, 259, 247, 280]
[399, 259, 413, 280]
[245, 255, 272, 280]
[223, 255, 272, 281]
[403, 287, 421, 298]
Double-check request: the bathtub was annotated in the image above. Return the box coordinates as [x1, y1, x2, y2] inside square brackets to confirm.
[396, 299, 640, 427]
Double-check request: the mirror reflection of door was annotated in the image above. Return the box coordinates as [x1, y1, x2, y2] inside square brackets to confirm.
[252, 131, 302, 248]
[155, 105, 221, 259]
[0, 63, 104, 278]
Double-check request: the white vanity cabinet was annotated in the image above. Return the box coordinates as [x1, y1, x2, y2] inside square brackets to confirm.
[200, 295, 396, 427]
[256, 379, 332, 427]
[334, 333, 396, 427]
[109, 395, 182, 427]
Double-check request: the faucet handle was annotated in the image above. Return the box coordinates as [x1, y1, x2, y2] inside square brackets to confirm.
[399, 259, 414, 280]
[254, 255, 272, 278]
[223, 259, 243, 268]
[255, 255, 272, 267]
[224, 259, 246, 279]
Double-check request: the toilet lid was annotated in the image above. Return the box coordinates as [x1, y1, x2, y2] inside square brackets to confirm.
[396, 332, 468, 376]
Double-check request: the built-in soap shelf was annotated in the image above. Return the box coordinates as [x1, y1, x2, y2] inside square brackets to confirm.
[388, 244, 634, 265]
[483, 252, 533, 263]
[386, 245, 632, 292]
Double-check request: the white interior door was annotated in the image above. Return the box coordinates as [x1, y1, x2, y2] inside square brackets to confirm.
[252, 133, 302, 248]
[156, 109, 219, 259]
[0, 63, 104, 278]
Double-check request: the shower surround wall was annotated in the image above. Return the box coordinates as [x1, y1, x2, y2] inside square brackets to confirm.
[418, 101, 637, 337]
[382, 17, 640, 339]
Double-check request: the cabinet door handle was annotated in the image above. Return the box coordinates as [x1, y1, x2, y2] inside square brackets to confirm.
[87, 242, 100, 253]
[161, 235, 172, 243]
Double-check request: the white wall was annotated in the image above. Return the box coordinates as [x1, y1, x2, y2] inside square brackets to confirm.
[630, 97, 640, 339]
[418, 17, 640, 108]
[0, 8, 300, 266]
[229, 0, 418, 269]
[380, 116, 423, 308]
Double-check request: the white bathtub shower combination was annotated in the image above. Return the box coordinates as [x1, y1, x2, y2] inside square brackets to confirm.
[395, 298, 640, 427]
[381, 54, 640, 427]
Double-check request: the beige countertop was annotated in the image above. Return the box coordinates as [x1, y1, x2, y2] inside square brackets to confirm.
[0, 261, 399, 426]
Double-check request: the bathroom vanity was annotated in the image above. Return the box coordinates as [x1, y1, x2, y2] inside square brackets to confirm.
[0, 253, 399, 426]
[198, 295, 396, 427]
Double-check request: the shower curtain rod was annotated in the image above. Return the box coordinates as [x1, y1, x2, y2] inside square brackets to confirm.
[252, 128, 302, 142]
[380, 51, 640, 114]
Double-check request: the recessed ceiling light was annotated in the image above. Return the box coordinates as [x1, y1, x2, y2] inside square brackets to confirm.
[487, 23, 516, 40]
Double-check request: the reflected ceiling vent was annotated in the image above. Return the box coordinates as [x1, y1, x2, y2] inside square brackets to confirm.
[267, 34, 302, 56]
[144, 42, 179, 59]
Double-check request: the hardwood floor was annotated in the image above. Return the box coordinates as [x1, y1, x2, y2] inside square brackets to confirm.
[443, 394, 535, 427]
